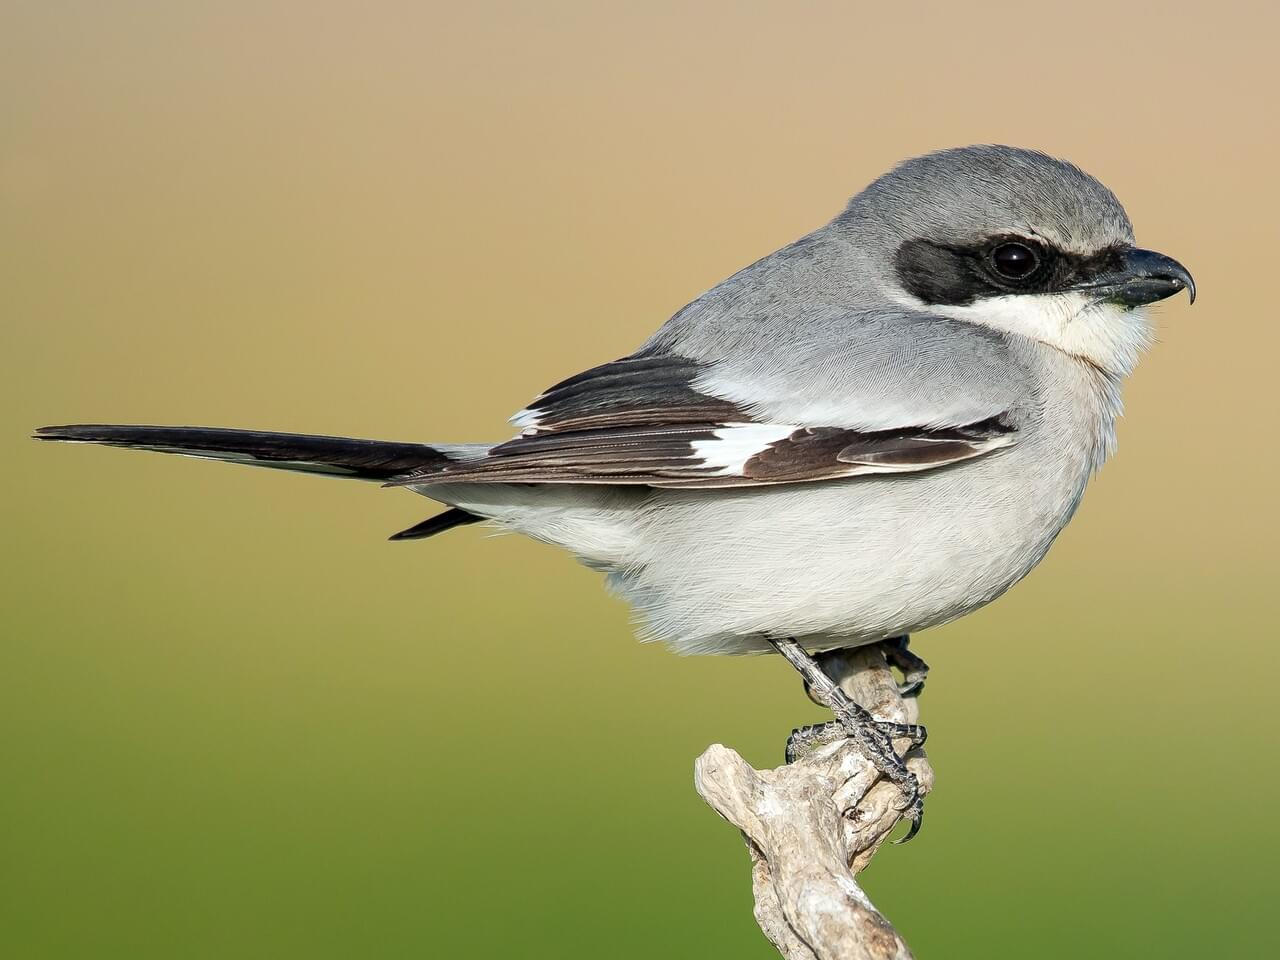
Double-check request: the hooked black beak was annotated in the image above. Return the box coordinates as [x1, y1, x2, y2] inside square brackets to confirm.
[1077, 247, 1196, 307]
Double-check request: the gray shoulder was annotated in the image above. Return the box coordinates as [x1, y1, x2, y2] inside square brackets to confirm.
[656, 304, 1032, 431]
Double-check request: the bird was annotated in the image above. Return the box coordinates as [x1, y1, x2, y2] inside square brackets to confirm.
[34, 145, 1195, 838]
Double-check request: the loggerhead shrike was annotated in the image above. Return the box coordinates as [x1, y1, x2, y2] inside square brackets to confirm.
[36, 145, 1194, 837]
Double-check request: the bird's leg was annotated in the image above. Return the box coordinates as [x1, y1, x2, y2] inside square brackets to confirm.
[792, 647, 928, 755]
[879, 635, 930, 698]
[805, 636, 930, 703]
[803, 638, 929, 700]
[769, 637, 925, 840]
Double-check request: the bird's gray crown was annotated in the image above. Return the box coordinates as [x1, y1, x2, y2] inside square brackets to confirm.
[841, 144, 1135, 255]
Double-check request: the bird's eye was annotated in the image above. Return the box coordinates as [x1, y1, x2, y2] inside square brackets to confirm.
[990, 242, 1040, 280]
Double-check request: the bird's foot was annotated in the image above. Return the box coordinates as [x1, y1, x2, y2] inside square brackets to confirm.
[829, 697, 925, 843]
[880, 635, 930, 698]
[787, 720, 922, 843]
[771, 636, 927, 841]
[785, 718, 926, 763]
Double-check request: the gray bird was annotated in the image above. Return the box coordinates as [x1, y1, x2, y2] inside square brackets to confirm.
[35, 145, 1195, 837]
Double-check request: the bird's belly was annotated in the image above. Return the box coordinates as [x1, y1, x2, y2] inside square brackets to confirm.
[615, 448, 1090, 655]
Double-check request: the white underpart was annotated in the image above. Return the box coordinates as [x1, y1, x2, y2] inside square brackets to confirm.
[690, 423, 798, 475]
[932, 292, 1152, 377]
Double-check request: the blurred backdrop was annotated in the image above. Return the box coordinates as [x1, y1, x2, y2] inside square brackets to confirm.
[2, 2, 1277, 957]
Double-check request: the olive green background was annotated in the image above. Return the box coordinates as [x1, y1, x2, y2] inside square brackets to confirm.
[3, 2, 1277, 957]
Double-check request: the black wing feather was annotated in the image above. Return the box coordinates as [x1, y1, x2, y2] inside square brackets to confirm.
[517, 355, 744, 433]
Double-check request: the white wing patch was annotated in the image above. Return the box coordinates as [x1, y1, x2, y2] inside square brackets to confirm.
[689, 423, 798, 476]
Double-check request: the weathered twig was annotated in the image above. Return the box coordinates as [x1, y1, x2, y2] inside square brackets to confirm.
[694, 646, 934, 960]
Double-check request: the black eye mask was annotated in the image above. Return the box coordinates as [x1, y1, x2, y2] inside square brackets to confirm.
[894, 235, 1127, 306]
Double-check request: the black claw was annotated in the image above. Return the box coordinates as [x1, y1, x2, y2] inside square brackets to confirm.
[897, 679, 926, 698]
[882, 635, 930, 698]
[839, 713, 926, 832]
[893, 799, 925, 844]
[787, 717, 928, 840]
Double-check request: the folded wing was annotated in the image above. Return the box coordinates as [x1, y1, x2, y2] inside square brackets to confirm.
[392, 320, 1021, 489]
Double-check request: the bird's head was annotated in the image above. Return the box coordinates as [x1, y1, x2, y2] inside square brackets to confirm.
[839, 145, 1194, 376]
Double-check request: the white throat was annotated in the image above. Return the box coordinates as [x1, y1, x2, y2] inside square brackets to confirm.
[929, 292, 1152, 377]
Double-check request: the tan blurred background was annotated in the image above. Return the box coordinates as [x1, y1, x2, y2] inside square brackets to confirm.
[2, 2, 1276, 957]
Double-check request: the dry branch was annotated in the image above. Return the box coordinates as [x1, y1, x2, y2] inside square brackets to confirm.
[694, 646, 934, 960]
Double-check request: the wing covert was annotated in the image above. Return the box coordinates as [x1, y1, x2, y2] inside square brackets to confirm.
[392, 311, 1025, 489]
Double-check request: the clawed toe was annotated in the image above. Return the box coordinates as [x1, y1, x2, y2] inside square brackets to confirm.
[785, 715, 926, 841]
[894, 791, 925, 844]
[881, 635, 930, 699]
[785, 719, 926, 763]
[834, 706, 927, 840]
[872, 720, 927, 749]
[896, 678, 926, 698]
[768, 636, 929, 838]
[785, 720, 848, 763]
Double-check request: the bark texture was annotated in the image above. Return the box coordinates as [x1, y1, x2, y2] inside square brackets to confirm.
[694, 646, 934, 960]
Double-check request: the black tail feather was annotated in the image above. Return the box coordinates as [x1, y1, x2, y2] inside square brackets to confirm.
[388, 509, 482, 541]
[33, 424, 453, 481]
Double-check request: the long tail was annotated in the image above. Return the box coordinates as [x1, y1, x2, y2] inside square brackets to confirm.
[33, 424, 457, 479]
[33, 424, 480, 539]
